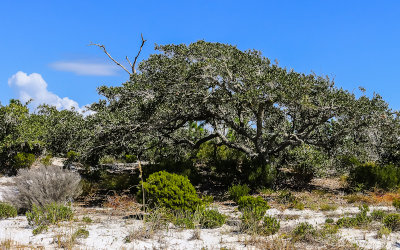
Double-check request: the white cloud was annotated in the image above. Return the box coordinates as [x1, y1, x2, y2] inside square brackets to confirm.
[8, 71, 90, 114]
[50, 61, 119, 76]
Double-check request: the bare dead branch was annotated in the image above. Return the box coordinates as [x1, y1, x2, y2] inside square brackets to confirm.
[126, 56, 133, 68]
[89, 42, 131, 75]
[132, 33, 147, 74]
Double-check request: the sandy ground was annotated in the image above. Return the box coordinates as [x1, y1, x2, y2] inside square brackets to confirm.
[2, 175, 400, 249]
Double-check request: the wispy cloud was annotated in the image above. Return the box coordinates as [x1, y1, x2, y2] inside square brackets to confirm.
[8, 71, 91, 114]
[50, 60, 119, 76]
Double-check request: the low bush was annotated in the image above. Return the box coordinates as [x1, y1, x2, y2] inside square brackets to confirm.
[239, 210, 263, 235]
[138, 171, 202, 211]
[349, 162, 400, 190]
[291, 222, 316, 242]
[72, 228, 89, 239]
[377, 226, 391, 238]
[40, 154, 52, 166]
[277, 190, 296, 204]
[5, 165, 81, 211]
[383, 213, 400, 231]
[318, 223, 339, 238]
[325, 218, 334, 224]
[0, 202, 17, 219]
[319, 204, 338, 211]
[26, 203, 73, 235]
[125, 154, 137, 163]
[199, 209, 226, 229]
[228, 184, 250, 203]
[13, 152, 35, 170]
[262, 216, 280, 235]
[371, 210, 387, 221]
[393, 198, 400, 211]
[337, 204, 371, 228]
[66, 151, 79, 162]
[99, 155, 116, 164]
[238, 196, 270, 213]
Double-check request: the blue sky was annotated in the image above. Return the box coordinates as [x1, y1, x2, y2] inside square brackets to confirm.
[1, 1, 400, 111]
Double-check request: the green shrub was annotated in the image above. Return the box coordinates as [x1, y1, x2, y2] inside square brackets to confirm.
[319, 223, 339, 237]
[377, 226, 391, 238]
[277, 190, 296, 204]
[40, 154, 52, 166]
[237, 196, 270, 215]
[290, 200, 305, 210]
[393, 198, 400, 211]
[201, 195, 214, 206]
[99, 155, 116, 164]
[13, 152, 35, 169]
[262, 216, 280, 235]
[125, 154, 137, 163]
[239, 210, 263, 235]
[337, 204, 371, 228]
[319, 204, 338, 211]
[0, 202, 17, 219]
[349, 162, 400, 190]
[66, 151, 79, 162]
[383, 213, 400, 231]
[371, 210, 387, 221]
[26, 203, 73, 234]
[199, 209, 226, 229]
[325, 218, 334, 224]
[72, 228, 89, 239]
[82, 216, 92, 223]
[291, 222, 316, 242]
[228, 184, 250, 202]
[138, 171, 202, 211]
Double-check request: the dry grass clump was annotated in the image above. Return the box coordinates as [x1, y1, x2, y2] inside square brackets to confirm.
[103, 192, 140, 216]
[0, 239, 44, 249]
[5, 165, 81, 210]
[243, 236, 295, 250]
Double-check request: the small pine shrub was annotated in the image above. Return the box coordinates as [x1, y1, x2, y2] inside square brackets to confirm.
[99, 155, 116, 164]
[40, 154, 52, 166]
[325, 218, 334, 224]
[349, 162, 400, 190]
[238, 196, 270, 213]
[82, 216, 92, 223]
[5, 165, 81, 210]
[13, 152, 35, 169]
[291, 222, 316, 242]
[26, 203, 73, 235]
[72, 228, 89, 239]
[201, 195, 214, 206]
[319, 204, 338, 211]
[0, 202, 17, 219]
[138, 171, 202, 211]
[125, 154, 137, 163]
[239, 209, 263, 235]
[377, 226, 391, 238]
[277, 190, 296, 204]
[290, 200, 305, 210]
[371, 210, 387, 221]
[393, 198, 400, 211]
[383, 213, 400, 231]
[66, 151, 79, 162]
[262, 216, 280, 235]
[319, 223, 339, 238]
[199, 209, 226, 229]
[228, 184, 250, 203]
[337, 204, 371, 228]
